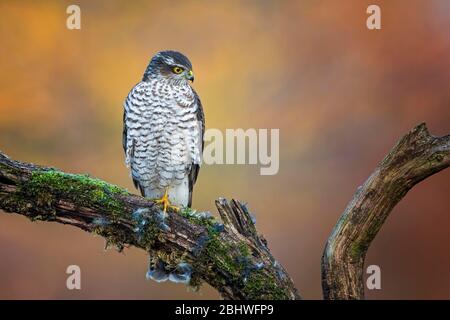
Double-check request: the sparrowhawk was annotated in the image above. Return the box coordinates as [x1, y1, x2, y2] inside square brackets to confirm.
[123, 51, 204, 212]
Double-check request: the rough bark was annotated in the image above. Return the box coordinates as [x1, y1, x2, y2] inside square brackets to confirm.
[321, 123, 450, 299]
[0, 151, 300, 300]
[1, 123, 449, 300]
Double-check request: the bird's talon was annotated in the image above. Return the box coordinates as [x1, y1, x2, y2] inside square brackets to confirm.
[154, 189, 179, 213]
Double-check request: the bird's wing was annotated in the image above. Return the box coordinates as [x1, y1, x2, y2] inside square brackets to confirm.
[187, 90, 204, 207]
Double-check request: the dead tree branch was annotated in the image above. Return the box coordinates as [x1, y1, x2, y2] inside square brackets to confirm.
[0, 152, 300, 300]
[322, 123, 450, 299]
[1, 123, 448, 300]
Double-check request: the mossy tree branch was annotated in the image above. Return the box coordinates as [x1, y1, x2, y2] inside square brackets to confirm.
[0, 151, 300, 300]
[321, 123, 450, 299]
[1, 123, 448, 300]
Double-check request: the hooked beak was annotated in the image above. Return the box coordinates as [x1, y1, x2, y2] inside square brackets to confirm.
[186, 70, 194, 82]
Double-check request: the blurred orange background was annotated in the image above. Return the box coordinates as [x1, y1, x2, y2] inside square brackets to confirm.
[0, 0, 449, 299]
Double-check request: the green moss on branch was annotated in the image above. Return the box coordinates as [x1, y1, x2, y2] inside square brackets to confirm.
[187, 216, 291, 300]
[24, 170, 128, 217]
[1, 156, 300, 300]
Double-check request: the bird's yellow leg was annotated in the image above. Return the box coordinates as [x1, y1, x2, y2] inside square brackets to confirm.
[154, 188, 180, 213]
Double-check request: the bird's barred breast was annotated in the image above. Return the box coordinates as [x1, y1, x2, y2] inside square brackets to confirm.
[124, 80, 201, 190]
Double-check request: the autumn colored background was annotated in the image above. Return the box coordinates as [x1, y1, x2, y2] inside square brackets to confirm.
[0, 0, 449, 299]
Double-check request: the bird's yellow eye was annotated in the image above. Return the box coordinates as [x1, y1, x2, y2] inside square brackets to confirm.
[173, 66, 183, 74]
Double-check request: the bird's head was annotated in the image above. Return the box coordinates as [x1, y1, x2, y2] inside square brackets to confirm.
[143, 50, 195, 84]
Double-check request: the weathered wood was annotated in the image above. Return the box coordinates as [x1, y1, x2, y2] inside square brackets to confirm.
[1, 122, 448, 300]
[0, 151, 300, 300]
[321, 123, 450, 299]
